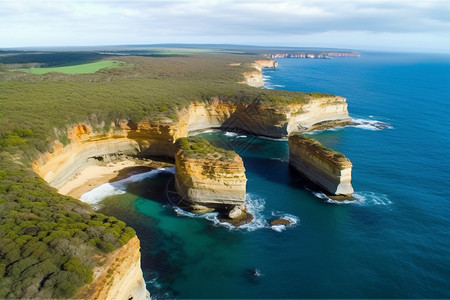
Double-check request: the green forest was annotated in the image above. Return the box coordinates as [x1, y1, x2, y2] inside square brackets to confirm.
[0, 48, 330, 298]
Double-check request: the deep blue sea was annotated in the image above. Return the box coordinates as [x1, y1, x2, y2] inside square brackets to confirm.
[85, 52, 450, 299]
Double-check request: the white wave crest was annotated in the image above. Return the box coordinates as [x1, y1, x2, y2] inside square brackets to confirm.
[80, 167, 174, 207]
[351, 118, 393, 130]
[313, 191, 392, 206]
[269, 211, 300, 232]
[224, 131, 238, 137]
[189, 129, 218, 136]
[352, 191, 392, 206]
[271, 225, 286, 232]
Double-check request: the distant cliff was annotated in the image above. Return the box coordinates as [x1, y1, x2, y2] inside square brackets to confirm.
[242, 59, 277, 87]
[264, 51, 360, 59]
[174, 137, 247, 216]
[289, 134, 354, 197]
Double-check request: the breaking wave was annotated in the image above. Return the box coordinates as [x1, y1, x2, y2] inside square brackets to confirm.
[351, 118, 393, 130]
[269, 211, 300, 232]
[172, 193, 268, 232]
[312, 191, 392, 206]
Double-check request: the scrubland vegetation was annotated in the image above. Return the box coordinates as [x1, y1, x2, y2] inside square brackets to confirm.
[0, 48, 333, 297]
[176, 137, 237, 161]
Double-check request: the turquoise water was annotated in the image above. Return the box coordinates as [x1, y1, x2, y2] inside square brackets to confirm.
[89, 52, 450, 299]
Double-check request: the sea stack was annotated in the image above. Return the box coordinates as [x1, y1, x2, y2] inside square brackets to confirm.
[289, 134, 354, 198]
[174, 137, 249, 220]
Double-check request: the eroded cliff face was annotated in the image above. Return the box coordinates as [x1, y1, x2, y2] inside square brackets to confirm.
[74, 236, 150, 300]
[33, 120, 186, 190]
[187, 99, 237, 132]
[286, 96, 351, 133]
[192, 96, 351, 138]
[289, 134, 354, 197]
[174, 138, 247, 209]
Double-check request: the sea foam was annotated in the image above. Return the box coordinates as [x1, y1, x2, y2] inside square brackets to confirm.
[269, 211, 300, 232]
[172, 193, 269, 232]
[313, 191, 392, 206]
[351, 118, 393, 130]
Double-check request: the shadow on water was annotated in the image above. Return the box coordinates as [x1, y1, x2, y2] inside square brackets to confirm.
[97, 171, 185, 298]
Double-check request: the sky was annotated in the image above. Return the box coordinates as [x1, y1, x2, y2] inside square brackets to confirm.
[1, 0, 450, 53]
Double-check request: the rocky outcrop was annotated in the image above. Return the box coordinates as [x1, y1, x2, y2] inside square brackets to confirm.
[174, 137, 247, 210]
[289, 134, 353, 197]
[74, 236, 150, 300]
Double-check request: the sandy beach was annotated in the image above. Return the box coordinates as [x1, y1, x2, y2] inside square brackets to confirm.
[58, 158, 172, 199]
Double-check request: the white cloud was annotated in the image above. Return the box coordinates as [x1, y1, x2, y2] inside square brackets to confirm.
[1, 0, 449, 52]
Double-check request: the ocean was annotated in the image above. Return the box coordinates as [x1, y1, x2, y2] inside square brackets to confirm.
[84, 52, 450, 299]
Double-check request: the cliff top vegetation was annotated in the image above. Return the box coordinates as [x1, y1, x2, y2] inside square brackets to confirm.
[175, 137, 237, 161]
[289, 134, 350, 166]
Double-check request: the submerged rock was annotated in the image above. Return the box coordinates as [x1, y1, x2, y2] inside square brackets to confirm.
[269, 218, 292, 226]
[219, 209, 254, 227]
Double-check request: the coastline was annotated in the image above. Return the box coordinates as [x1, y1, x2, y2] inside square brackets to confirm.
[58, 157, 172, 199]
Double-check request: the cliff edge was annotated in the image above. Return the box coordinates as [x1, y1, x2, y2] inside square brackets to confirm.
[289, 134, 354, 197]
[74, 236, 150, 300]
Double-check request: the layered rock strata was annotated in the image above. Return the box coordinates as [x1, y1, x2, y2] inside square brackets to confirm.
[289, 134, 354, 197]
[174, 137, 247, 211]
[33, 120, 186, 190]
[188, 96, 351, 138]
[74, 236, 150, 300]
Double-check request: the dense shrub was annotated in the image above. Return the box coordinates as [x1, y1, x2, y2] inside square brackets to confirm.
[0, 155, 135, 298]
[175, 136, 237, 161]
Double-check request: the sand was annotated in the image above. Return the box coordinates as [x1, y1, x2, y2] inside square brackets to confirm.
[58, 159, 171, 199]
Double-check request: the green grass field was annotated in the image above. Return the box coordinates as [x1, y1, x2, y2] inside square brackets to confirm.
[16, 60, 122, 74]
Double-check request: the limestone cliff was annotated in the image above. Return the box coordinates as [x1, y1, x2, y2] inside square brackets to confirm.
[34, 93, 351, 190]
[187, 99, 237, 132]
[174, 137, 247, 210]
[74, 236, 150, 300]
[186, 95, 350, 138]
[289, 134, 354, 197]
[254, 59, 278, 70]
[242, 59, 277, 87]
[33, 120, 186, 190]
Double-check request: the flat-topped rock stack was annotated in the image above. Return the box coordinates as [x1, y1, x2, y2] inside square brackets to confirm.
[289, 134, 354, 198]
[174, 137, 250, 222]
